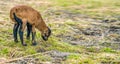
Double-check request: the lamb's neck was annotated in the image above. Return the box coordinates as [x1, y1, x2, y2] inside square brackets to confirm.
[36, 20, 47, 32]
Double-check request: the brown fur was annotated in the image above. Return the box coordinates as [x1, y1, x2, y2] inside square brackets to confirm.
[10, 5, 48, 33]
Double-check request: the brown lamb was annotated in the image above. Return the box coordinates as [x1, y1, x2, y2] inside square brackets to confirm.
[10, 5, 51, 46]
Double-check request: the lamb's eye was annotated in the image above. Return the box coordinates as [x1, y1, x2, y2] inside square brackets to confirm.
[45, 33, 47, 36]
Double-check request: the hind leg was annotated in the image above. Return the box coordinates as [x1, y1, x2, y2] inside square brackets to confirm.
[26, 23, 32, 40]
[13, 13, 27, 46]
[13, 23, 19, 42]
[19, 19, 27, 46]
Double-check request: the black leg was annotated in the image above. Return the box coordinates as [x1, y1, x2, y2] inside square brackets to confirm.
[13, 23, 19, 42]
[27, 23, 32, 40]
[13, 13, 27, 46]
[19, 24, 27, 46]
[32, 32, 37, 45]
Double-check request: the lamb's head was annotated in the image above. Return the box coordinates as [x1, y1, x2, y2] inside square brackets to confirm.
[41, 27, 51, 41]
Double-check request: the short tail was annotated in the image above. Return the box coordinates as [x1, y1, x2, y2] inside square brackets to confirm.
[13, 13, 22, 24]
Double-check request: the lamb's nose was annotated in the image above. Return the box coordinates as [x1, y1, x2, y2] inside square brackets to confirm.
[42, 36, 48, 41]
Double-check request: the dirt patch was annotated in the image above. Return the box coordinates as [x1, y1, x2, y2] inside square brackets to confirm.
[4, 50, 71, 64]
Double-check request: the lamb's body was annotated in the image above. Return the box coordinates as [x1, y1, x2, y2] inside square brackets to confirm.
[10, 5, 51, 46]
[10, 5, 47, 31]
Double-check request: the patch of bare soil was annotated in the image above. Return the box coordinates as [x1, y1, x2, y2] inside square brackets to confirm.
[2, 50, 71, 64]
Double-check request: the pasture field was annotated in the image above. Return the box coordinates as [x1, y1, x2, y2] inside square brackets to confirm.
[0, 0, 120, 63]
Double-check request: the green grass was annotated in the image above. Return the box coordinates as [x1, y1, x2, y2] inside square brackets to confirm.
[0, 28, 84, 58]
[49, 0, 81, 7]
[101, 47, 116, 53]
[64, 53, 96, 64]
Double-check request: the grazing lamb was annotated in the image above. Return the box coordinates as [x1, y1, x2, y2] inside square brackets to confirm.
[10, 5, 51, 46]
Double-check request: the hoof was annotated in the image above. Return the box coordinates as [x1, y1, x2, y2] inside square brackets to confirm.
[32, 42, 37, 46]
[22, 43, 27, 46]
[27, 37, 30, 40]
[14, 39, 18, 43]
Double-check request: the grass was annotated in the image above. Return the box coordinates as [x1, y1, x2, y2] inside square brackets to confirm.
[48, 0, 120, 19]
[25, 0, 120, 19]
[64, 52, 120, 64]
[101, 47, 116, 53]
[0, 26, 84, 58]
[1, 20, 120, 63]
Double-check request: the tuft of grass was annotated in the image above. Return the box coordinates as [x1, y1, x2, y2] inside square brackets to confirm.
[49, 0, 81, 7]
[64, 54, 96, 64]
[101, 47, 116, 53]
[0, 48, 9, 55]
[34, 54, 51, 62]
[64, 20, 78, 26]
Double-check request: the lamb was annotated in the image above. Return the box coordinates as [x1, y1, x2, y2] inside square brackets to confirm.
[10, 5, 51, 46]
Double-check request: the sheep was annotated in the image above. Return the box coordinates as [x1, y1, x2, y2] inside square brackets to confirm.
[10, 5, 51, 46]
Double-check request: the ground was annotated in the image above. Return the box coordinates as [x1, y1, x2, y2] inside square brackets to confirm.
[0, 0, 120, 64]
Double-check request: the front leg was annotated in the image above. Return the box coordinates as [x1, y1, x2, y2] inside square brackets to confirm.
[19, 19, 27, 46]
[27, 22, 32, 40]
[32, 25, 37, 46]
